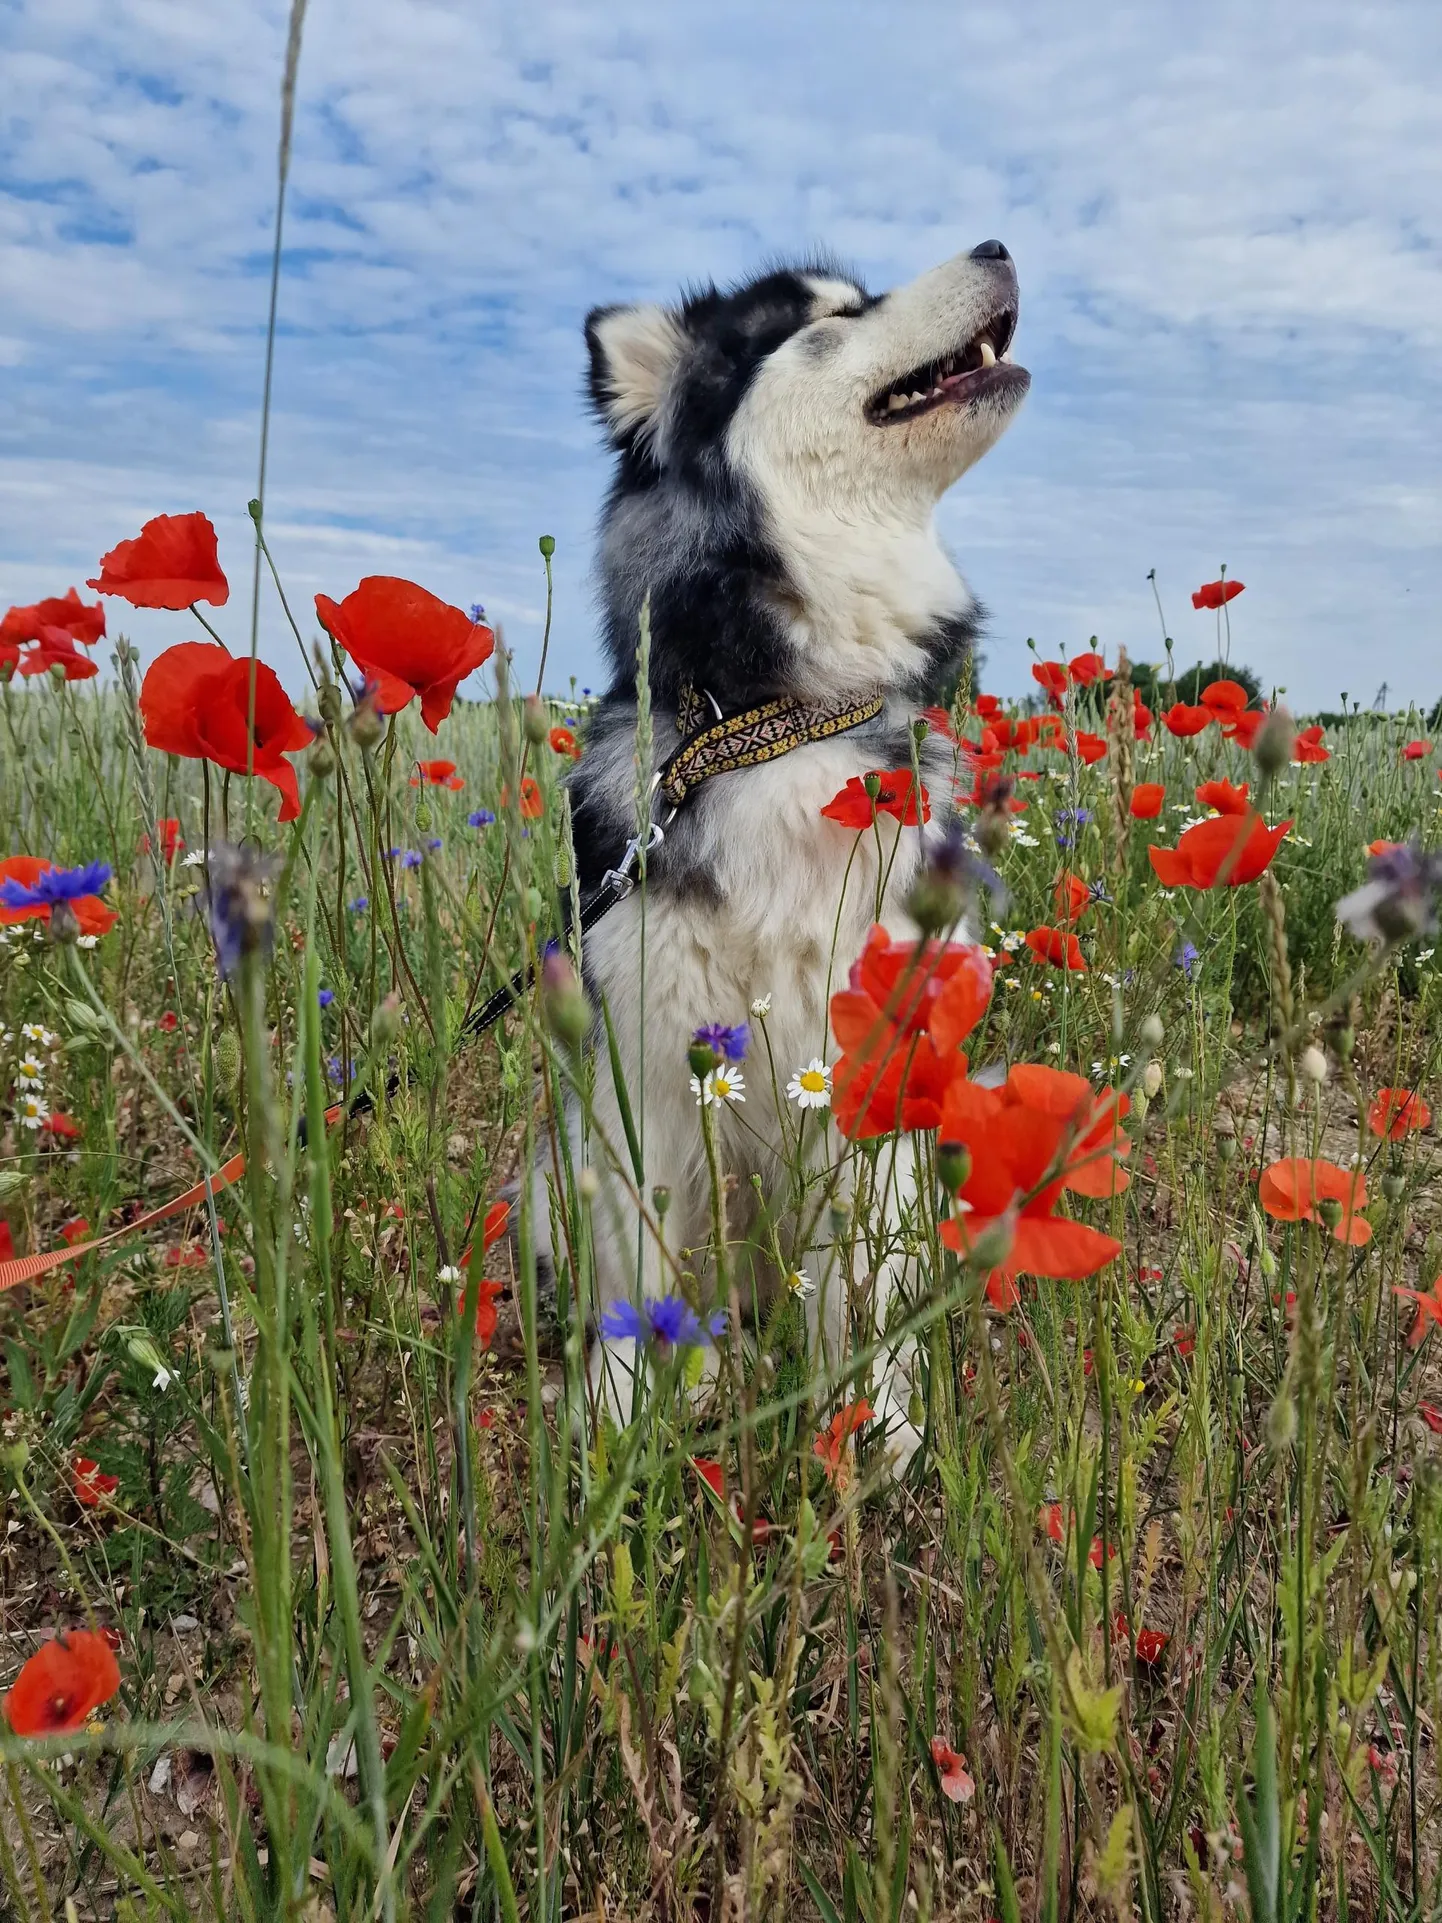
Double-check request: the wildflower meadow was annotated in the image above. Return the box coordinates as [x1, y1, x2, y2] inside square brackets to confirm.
[3, 519, 1442, 1923]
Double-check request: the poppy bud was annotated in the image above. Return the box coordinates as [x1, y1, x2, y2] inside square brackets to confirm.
[578, 1165, 600, 1201]
[522, 695, 550, 746]
[755, 1352, 776, 1390]
[542, 952, 591, 1049]
[1382, 1173, 1405, 1202]
[317, 681, 342, 728]
[523, 887, 544, 925]
[1139, 1014, 1164, 1046]
[968, 1214, 1015, 1275]
[309, 737, 336, 780]
[829, 1197, 851, 1238]
[539, 534, 556, 559]
[1253, 707, 1295, 781]
[371, 992, 404, 1044]
[1141, 1062, 1164, 1098]
[936, 1141, 972, 1194]
[1266, 1386, 1297, 1451]
[348, 691, 384, 751]
[1317, 1197, 1344, 1230]
[1298, 1044, 1328, 1085]
[47, 900, 80, 945]
[652, 1184, 671, 1220]
[414, 802, 433, 833]
[688, 1040, 717, 1078]
[907, 1389, 926, 1429]
[1258, 1244, 1276, 1276]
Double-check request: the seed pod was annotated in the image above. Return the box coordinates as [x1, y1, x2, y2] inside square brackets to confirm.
[936, 1141, 972, 1194]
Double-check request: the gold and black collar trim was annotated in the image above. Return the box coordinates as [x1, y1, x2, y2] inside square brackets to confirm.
[660, 683, 886, 808]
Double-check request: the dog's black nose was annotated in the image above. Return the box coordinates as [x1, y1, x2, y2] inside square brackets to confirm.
[969, 238, 1011, 263]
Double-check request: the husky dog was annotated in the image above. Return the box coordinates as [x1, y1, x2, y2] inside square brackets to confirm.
[540, 240, 1028, 1455]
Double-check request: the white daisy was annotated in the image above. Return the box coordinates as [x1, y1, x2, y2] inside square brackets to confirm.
[21, 1023, 55, 1047]
[76, 934, 98, 950]
[16, 1056, 45, 1087]
[786, 1060, 832, 1110]
[786, 1269, 815, 1298]
[750, 993, 772, 1018]
[16, 1092, 49, 1129]
[691, 1065, 746, 1107]
[437, 1265, 463, 1285]
[181, 850, 207, 869]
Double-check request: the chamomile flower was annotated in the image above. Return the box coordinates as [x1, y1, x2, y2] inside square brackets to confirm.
[786, 1060, 832, 1109]
[691, 1065, 745, 1107]
[16, 1056, 45, 1087]
[16, 1092, 50, 1129]
[750, 993, 772, 1018]
[21, 1023, 55, 1048]
[787, 1269, 815, 1298]
[76, 934, 98, 949]
[181, 850, 207, 869]
[1091, 1053, 1133, 1080]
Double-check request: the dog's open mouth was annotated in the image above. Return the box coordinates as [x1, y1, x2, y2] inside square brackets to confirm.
[866, 307, 1021, 423]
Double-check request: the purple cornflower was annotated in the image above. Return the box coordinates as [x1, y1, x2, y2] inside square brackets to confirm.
[318, 987, 335, 1008]
[469, 603, 487, 625]
[398, 850, 423, 870]
[425, 836, 443, 851]
[1173, 941, 1200, 982]
[600, 1294, 727, 1350]
[347, 896, 368, 913]
[1337, 841, 1442, 945]
[204, 842, 280, 981]
[1087, 878, 1112, 905]
[692, 1021, 749, 1062]
[0, 861, 112, 910]
[468, 808, 496, 828]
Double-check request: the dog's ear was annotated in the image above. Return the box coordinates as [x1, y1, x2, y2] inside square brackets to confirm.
[585, 302, 688, 449]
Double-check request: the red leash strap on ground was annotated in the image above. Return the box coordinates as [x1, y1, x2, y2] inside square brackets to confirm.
[0, 1104, 345, 1294]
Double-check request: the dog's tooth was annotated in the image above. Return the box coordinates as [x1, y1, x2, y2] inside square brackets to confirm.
[887, 392, 908, 412]
[909, 391, 925, 404]
[978, 338, 997, 367]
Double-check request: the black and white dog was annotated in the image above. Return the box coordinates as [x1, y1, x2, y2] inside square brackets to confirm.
[545, 241, 1028, 1452]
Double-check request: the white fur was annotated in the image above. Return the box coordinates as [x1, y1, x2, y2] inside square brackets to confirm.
[588, 303, 690, 452]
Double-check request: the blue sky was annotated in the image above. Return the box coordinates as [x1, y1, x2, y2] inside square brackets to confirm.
[3, 1, 1440, 710]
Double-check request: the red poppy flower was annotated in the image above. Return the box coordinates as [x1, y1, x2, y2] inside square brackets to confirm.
[2, 1629, 121, 1735]
[1396, 1277, 1442, 1348]
[919, 704, 957, 741]
[1368, 1087, 1431, 1140]
[1072, 730, 1108, 764]
[164, 1243, 208, 1269]
[1367, 839, 1401, 857]
[1258, 1157, 1371, 1245]
[549, 724, 582, 760]
[692, 1458, 727, 1503]
[140, 819, 184, 861]
[1147, 813, 1290, 889]
[930, 1736, 975, 1803]
[938, 1068, 1126, 1303]
[1292, 724, 1330, 764]
[498, 775, 544, 820]
[1230, 709, 1268, 750]
[1068, 651, 1109, 686]
[157, 1011, 179, 1033]
[409, 759, 464, 790]
[1026, 925, 1087, 971]
[0, 857, 117, 937]
[0, 590, 106, 650]
[459, 1200, 510, 1277]
[73, 1458, 118, 1508]
[1129, 783, 1165, 820]
[20, 627, 100, 681]
[314, 578, 493, 732]
[1200, 679, 1249, 719]
[1032, 660, 1070, 700]
[43, 1113, 81, 1142]
[1420, 1403, 1442, 1436]
[1192, 579, 1245, 610]
[472, 1277, 505, 1348]
[1053, 873, 1091, 922]
[830, 926, 993, 1138]
[58, 1218, 90, 1246]
[89, 512, 228, 610]
[973, 694, 1003, 721]
[1115, 1614, 1169, 1668]
[821, 769, 931, 829]
[0, 1223, 13, 1263]
[1162, 702, 1211, 737]
[1402, 740, 1432, 762]
[1132, 692, 1153, 739]
[1195, 778, 1250, 816]
[813, 1399, 873, 1486]
[1039, 1503, 1110, 1568]
[139, 642, 313, 822]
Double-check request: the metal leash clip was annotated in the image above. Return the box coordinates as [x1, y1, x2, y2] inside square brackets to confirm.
[602, 818, 667, 898]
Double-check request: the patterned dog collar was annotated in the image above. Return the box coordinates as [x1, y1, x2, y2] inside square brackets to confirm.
[660, 683, 886, 808]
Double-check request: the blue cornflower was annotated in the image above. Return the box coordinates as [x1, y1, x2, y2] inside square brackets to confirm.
[692, 1021, 749, 1062]
[384, 846, 401, 861]
[318, 988, 335, 1008]
[468, 809, 496, 829]
[326, 1055, 356, 1086]
[600, 1294, 727, 1351]
[347, 896, 368, 913]
[563, 716, 579, 729]
[469, 602, 486, 625]
[1053, 808, 1093, 851]
[425, 836, 442, 852]
[205, 842, 280, 981]
[1087, 878, 1112, 905]
[399, 850, 423, 870]
[1173, 942, 1200, 982]
[0, 861, 112, 910]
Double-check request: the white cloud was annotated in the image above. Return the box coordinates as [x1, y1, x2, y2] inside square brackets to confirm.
[1, 0, 1439, 703]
